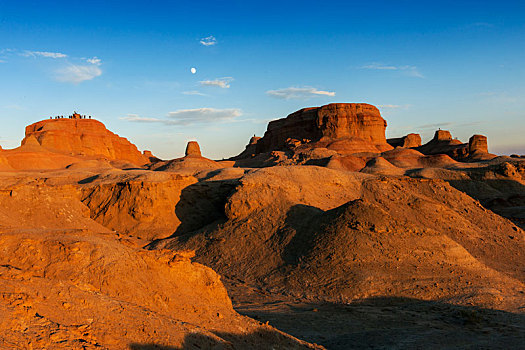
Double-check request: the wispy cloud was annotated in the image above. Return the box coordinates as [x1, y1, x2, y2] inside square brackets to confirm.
[477, 91, 517, 104]
[121, 108, 242, 126]
[362, 63, 398, 70]
[55, 64, 102, 83]
[266, 86, 335, 100]
[121, 114, 163, 123]
[21, 50, 67, 58]
[199, 77, 233, 89]
[3, 48, 103, 83]
[416, 122, 455, 130]
[199, 35, 217, 46]
[361, 63, 424, 78]
[167, 108, 241, 125]
[85, 56, 102, 65]
[182, 90, 208, 96]
[379, 104, 411, 109]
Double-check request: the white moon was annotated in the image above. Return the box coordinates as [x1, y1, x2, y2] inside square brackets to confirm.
[190, 67, 197, 74]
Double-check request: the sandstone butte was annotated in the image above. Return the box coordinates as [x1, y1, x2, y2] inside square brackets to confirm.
[0, 104, 524, 349]
[19, 114, 148, 167]
[254, 103, 393, 155]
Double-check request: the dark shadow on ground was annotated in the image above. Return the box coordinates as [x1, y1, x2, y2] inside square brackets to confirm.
[78, 174, 99, 184]
[129, 328, 317, 349]
[446, 178, 525, 229]
[233, 296, 525, 350]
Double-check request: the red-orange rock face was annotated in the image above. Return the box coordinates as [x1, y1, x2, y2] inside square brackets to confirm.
[469, 134, 488, 153]
[256, 103, 390, 153]
[22, 118, 148, 165]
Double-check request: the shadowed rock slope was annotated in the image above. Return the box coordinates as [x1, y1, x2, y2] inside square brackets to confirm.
[0, 170, 321, 349]
[152, 166, 525, 311]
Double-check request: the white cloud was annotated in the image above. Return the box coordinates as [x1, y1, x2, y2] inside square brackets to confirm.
[182, 90, 208, 96]
[22, 50, 67, 58]
[199, 77, 233, 89]
[362, 63, 398, 70]
[199, 35, 217, 46]
[55, 64, 102, 83]
[266, 86, 335, 100]
[379, 104, 411, 109]
[361, 63, 424, 78]
[121, 108, 242, 126]
[166, 108, 241, 125]
[85, 56, 102, 65]
[121, 114, 163, 123]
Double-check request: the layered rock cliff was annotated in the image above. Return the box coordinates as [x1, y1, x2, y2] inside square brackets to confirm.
[255, 103, 392, 154]
[22, 118, 148, 166]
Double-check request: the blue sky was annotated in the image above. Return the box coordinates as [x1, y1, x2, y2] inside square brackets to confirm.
[1, 0, 524, 159]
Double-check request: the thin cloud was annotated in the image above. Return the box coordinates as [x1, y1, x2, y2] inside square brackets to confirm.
[199, 77, 233, 89]
[417, 122, 455, 129]
[379, 104, 411, 109]
[266, 86, 335, 100]
[85, 56, 102, 65]
[55, 64, 102, 84]
[182, 90, 208, 96]
[166, 108, 241, 125]
[362, 63, 398, 70]
[22, 50, 67, 58]
[199, 35, 217, 46]
[121, 114, 163, 123]
[361, 63, 424, 78]
[121, 108, 242, 126]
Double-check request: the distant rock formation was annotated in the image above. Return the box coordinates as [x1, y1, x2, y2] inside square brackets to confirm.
[150, 141, 222, 177]
[255, 103, 391, 154]
[232, 103, 394, 167]
[185, 141, 202, 157]
[469, 134, 488, 153]
[416, 130, 495, 161]
[231, 135, 261, 160]
[416, 130, 468, 160]
[22, 117, 148, 166]
[387, 133, 422, 148]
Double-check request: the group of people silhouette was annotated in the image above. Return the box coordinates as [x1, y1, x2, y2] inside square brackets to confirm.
[50, 112, 92, 120]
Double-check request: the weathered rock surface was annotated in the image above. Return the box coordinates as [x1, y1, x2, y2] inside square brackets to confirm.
[469, 135, 488, 153]
[254, 103, 392, 155]
[387, 133, 422, 148]
[22, 118, 148, 165]
[153, 166, 525, 311]
[185, 140, 202, 157]
[417, 130, 496, 161]
[0, 171, 321, 349]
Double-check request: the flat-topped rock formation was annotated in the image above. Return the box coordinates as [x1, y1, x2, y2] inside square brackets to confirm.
[387, 133, 422, 148]
[185, 141, 202, 157]
[255, 103, 392, 154]
[416, 130, 495, 161]
[22, 116, 148, 166]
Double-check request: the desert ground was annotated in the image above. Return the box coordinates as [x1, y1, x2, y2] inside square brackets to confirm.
[0, 105, 524, 349]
